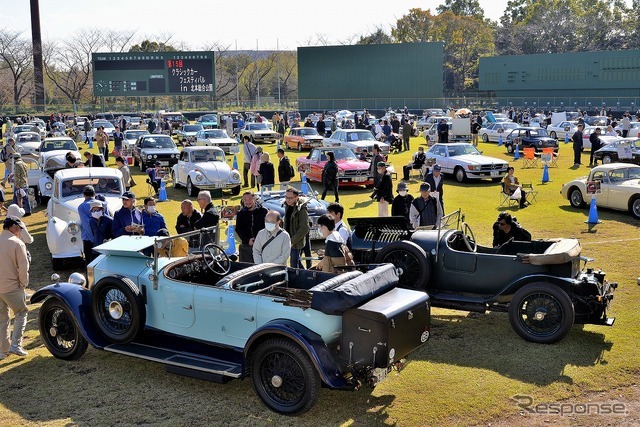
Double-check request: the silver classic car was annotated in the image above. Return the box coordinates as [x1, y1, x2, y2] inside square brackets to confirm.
[426, 143, 509, 182]
[172, 146, 241, 196]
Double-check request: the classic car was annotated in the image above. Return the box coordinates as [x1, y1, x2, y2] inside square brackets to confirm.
[581, 126, 611, 149]
[504, 127, 559, 153]
[46, 167, 124, 270]
[296, 147, 373, 188]
[348, 211, 616, 344]
[27, 137, 82, 204]
[87, 120, 116, 140]
[31, 229, 431, 415]
[24, 121, 47, 138]
[196, 113, 219, 129]
[593, 138, 640, 165]
[157, 111, 186, 132]
[15, 131, 42, 160]
[123, 130, 149, 151]
[134, 134, 179, 171]
[560, 163, 640, 219]
[323, 129, 391, 155]
[194, 129, 239, 154]
[479, 122, 519, 143]
[240, 122, 279, 144]
[546, 121, 578, 140]
[584, 115, 608, 126]
[285, 127, 325, 151]
[172, 146, 241, 197]
[128, 116, 142, 129]
[613, 121, 640, 137]
[8, 124, 33, 140]
[174, 124, 204, 145]
[425, 143, 509, 183]
[254, 185, 330, 241]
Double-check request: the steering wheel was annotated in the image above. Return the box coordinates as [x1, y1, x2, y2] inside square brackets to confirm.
[495, 237, 514, 254]
[202, 243, 231, 275]
[461, 222, 477, 252]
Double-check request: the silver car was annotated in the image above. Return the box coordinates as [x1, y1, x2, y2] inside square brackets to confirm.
[323, 129, 390, 155]
[426, 142, 509, 183]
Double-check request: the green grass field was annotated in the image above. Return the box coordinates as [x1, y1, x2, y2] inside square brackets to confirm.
[1, 134, 638, 426]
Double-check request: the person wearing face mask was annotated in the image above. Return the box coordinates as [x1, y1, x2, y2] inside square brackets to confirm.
[252, 210, 290, 265]
[112, 191, 143, 238]
[87, 200, 113, 263]
[141, 197, 167, 237]
[78, 185, 102, 265]
[314, 214, 354, 273]
[236, 191, 268, 263]
[391, 181, 414, 222]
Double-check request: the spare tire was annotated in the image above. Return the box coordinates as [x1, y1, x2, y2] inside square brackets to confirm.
[375, 241, 431, 290]
[91, 277, 145, 344]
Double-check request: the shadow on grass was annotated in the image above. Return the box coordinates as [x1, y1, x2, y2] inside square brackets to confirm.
[412, 312, 613, 386]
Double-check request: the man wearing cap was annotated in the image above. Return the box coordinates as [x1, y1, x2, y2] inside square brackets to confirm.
[410, 182, 441, 229]
[112, 191, 144, 238]
[12, 153, 30, 215]
[78, 185, 100, 264]
[236, 191, 267, 263]
[88, 200, 113, 263]
[0, 216, 30, 359]
[373, 162, 394, 217]
[424, 164, 445, 212]
[1, 138, 16, 187]
[141, 197, 167, 237]
[391, 181, 414, 221]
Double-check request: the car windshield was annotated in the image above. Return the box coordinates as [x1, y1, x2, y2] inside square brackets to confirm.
[124, 130, 148, 139]
[95, 121, 114, 129]
[502, 123, 518, 130]
[331, 148, 358, 160]
[203, 130, 228, 139]
[529, 128, 549, 137]
[192, 149, 225, 163]
[346, 131, 375, 142]
[200, 115, 217, 122]
[40, 138, 78, 152]
[449, 145, 481, 156]
[248, 123, 270, 130]
[141, 136, 175, 148]
[61, 177, 121, 197]
[183, 125, 203, 132]
[17, 133, 40, 142]
[14, 126, 32, 133]
[298, 128, 319, 136]
[162, 114, 182, 121]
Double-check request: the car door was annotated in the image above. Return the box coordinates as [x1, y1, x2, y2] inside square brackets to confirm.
[217, 290, 259, 348]
[590, 170, 609, 207]
[307, 149, 323, 182]
[160, 280, 196, 328]
[433, 145, 453, 173]
[178, 151, 190, 185]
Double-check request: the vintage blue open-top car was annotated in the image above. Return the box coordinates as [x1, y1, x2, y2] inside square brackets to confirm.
[31, 228, 431, 415]
[348, 211, 616, 344]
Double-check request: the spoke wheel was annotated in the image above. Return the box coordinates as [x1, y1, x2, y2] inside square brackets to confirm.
[482, 134, 489, 142]
[40, 298, 88, 360]
[251, 338, 320, 415]
[509, 282, 574, 343]
[91, 277, 144, 343]
[375, 241, 430, 290]
[602, 154, 613, 164]
[569, 187, 585, 208]
[630, 197, 640, 219]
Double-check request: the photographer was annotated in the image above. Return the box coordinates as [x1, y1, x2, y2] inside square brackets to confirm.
[492, 212, 531, 247]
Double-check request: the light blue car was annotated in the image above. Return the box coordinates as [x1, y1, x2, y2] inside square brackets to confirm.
[31, 228, 431, 415]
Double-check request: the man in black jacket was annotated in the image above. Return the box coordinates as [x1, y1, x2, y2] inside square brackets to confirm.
[194, 191, 220, 247]
[493, 212, 531, 247]
[437, 119, 449, 144]
[175, 199, 202, 247]
[369, 144, 384, 187]
[572, 123, 584, 166]
[424, 164, 444, 212]
[235, 191, 268, 262]
[589, 127, 602, 166]
[84, 151, 105, 167]
[276, 148, 294, 189]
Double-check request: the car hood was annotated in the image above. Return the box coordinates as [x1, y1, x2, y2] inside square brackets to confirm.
[140, 147, 179, 154]
[193, 162, 233, 180]
[204, 137, 237, 144]
[250, 130, 277, 135]
[337, 159, 371, 170]
[451, 154, 507, 165]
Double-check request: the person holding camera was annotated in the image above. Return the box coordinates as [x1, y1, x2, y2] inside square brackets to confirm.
[492, 212, 531, 247]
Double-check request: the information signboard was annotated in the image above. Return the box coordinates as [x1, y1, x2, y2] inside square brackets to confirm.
[92, 51, 215, 96]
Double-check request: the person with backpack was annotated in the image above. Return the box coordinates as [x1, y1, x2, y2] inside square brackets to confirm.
[276, 148, 294, 189]
[1, 138, 16, 188]
[321, 151, 339, 203]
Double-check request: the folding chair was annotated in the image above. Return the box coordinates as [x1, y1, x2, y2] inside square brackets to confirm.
[522, 147, 538, 168]
[499, 183, 519, 208]
[522, 182, 538, 204]
[541, 147, 558, 167]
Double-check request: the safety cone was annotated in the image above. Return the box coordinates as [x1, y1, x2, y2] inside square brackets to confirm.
[541, 163, 550, 183]
[158, 180, 168, 202]
[232, 154, 239, 170]
[498, 134, 503, 146]
[564, 133, 569, 144]
[514, 145, 520, 160]
[89, 138, 94, 149]
[225, 222, 237, 255]
[585, 196, 602, 226]
[277, 139, 281, 151]
[301, 172, 309, 195]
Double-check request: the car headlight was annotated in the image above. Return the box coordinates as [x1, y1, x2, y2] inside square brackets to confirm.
[195, 173, 203, 182]
[45, 182, 53, 190]
[68, 272, 87, 287]
[467, 165, 476, 171]
[230, 171, 241, 181]
[537, 141, 542, 146]
[153, 154, 157, 159]
[147, 154, 153, 159]
[338, 169, 345, 176]
[67, 221, 80, 235]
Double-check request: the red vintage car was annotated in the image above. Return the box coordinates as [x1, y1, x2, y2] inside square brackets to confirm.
[296, 147, 373, 187]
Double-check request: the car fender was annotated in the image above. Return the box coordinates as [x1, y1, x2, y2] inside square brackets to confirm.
[38, 175, 54, 197]
[46, 216, 82, 258]
[497, 274, 575, 301]
[244, 319, 350, 390]
[30, 283, 109, 348]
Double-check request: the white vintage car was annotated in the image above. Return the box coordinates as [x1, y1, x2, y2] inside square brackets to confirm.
[172, 146, 241, 197]
[46, 167, 124, 270]
[560, 163, 640, 219]
[27, 137, 82, 204]
[195, 129, 239, 154]
[15, 131, 42, 160]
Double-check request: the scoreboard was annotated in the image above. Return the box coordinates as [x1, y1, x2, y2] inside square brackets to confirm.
[92, 51, 215, 96]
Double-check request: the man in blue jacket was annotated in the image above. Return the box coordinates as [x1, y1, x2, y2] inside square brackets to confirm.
[141, 197, 167, 237]
[112, 191, 143, 238]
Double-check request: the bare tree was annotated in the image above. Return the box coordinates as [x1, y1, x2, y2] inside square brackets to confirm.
[0, 30, 33, 112]
[103, 29, 138, 53]
[44, 29, 105, 113]
[240, 52, 276, 104]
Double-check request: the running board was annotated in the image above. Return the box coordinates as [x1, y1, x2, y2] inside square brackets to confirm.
[105, 342, 243, 381]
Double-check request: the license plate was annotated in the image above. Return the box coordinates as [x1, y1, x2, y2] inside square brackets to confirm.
[159, 161, 169, 166]
[354, 176, 367, 182]
[311, 142, 321, 147]
[214, 182, 226, 188]
[490, 170, 499, 177]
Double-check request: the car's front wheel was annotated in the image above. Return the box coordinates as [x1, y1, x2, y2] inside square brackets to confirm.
[629, 196, 640, 219]
[172, 170, 181, 188]
[454, 167, 467, 183]
[508, 282, 575, 344]
[506, 143, 514, 154]
[231, 185, 241, 196]
[51, 257, 64, 271]
[187, 177, 199, 197]
[569, 187, 585, 208]
[297, 142, 302, 152]
[550, 131, 557, 139]
[91, 277, 145, 344]
[139, 160, 146, 173]
[482, 133, 489, 142]
[375, 241, 431, 290]
[251, 338, 320, 415]
[602, 154, 613, 164]
[39, 298, 89, 360]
